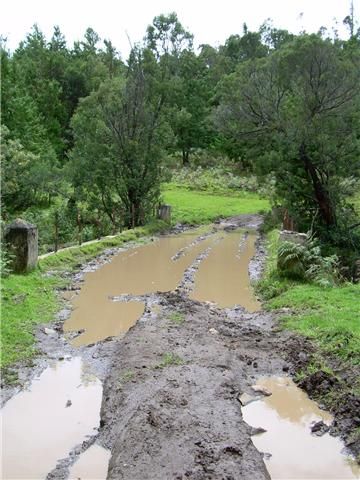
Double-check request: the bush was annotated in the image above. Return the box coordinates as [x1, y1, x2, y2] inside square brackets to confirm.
[277, 236, 340, 286]
[0, 245, 13, 278]
[169, 166, 260, 194]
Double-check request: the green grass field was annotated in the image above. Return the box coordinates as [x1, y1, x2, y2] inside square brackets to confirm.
[163, 185, 269, 224]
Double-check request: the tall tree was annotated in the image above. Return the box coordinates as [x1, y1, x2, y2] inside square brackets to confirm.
[216, 34, 360, 237]
[70, 47, 167, 227]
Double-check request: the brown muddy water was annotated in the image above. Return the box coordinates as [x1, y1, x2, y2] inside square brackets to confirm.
[190, 232, 261, 311]
[242, 377, 360, 479]
[68, 444, 111, 479]
[1, 357, 102, 479]
[64, 230, 260, 346]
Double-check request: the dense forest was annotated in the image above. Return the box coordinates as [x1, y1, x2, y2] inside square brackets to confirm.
[1, 12, 360, 273]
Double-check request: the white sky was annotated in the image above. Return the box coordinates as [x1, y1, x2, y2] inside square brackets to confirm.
[1, 0, 358, 57]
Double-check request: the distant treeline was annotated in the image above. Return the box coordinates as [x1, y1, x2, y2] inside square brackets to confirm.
[1, 12, 360, 260]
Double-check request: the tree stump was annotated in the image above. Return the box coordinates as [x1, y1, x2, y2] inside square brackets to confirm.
[4, 219, 38, 273]
[157, 204, 172, 223]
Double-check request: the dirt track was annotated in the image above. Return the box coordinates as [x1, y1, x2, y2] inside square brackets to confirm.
[100, 292, 288, 479]
[2, 214, 359, 479]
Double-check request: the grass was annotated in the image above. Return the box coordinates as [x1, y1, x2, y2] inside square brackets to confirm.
[155, 352, 184, 369]
[162, 184, 269, 225]
[1, 271, 65, 369]
[168, 311, 185, 325]
[120, 370, 135, 382]
[258, 230, 360, 366]
[268, 283, 360, 364]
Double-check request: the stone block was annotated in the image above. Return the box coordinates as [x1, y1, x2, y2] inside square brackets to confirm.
[4, 219, 38, 273]
[279, 230, 307, 246]
[157, 204, 171, 223]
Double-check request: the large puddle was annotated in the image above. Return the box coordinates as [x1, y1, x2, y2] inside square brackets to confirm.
[242, 377, 360, 479]
[1, 357, 102, 479]
[64, 229, 260, 346]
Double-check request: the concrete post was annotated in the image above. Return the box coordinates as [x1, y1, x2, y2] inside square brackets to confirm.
[279, 230, 307, 246]
[158, 205, 172, 223]
[4, 219, 38, 273]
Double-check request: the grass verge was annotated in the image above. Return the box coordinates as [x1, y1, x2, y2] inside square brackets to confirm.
[257, 230, 360, 366]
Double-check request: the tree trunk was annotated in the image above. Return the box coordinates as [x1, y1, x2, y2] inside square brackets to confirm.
[182, 148, 190, 166]
[300, 144, 336, 227]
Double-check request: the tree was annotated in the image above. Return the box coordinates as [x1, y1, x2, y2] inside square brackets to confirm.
[146, 12, 193, 59]
[216, 34, 360, 238]
[169, 50, 212, 165]
[70, 47, 167, 228]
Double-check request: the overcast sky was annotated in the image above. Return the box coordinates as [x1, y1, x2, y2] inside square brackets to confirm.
[1, 0, 358, 57]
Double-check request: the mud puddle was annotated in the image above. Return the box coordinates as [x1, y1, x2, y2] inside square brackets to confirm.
[242, 377, 360, 479]
[64, 229, 261, 347]
[68, 444, 111, 480]
[1, 357, 102, 479]
[190, 231, 261, 311]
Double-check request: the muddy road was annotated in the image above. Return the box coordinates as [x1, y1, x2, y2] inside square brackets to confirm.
[1, 214, 359, 479]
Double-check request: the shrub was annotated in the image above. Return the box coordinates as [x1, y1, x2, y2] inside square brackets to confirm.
[277, 236, 340, 286]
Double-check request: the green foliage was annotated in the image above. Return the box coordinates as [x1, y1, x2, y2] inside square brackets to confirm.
[0, 244, 14, 278]
[277, 238, 340, 286]
[168, 311, 185, 325]
[169, 166, 259, 194]
[216, 33, 360, 246]
[258, 229, 360, 365]
[70, 47, 167, 228]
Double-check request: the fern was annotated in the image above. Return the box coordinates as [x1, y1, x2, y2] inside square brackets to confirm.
[277, 236, 340, 285]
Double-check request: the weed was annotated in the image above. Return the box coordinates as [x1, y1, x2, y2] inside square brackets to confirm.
[155, 352, 184, 369]
[168, 311, 185, 325]
[121, 370, 135, 382]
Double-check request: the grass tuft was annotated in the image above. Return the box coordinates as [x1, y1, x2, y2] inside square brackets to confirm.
[156, 352, 184, 369]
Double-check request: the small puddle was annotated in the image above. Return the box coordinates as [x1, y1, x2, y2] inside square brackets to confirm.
[242, 377, 360, 479]
[68, 444, 111, 479]
[190, 232, 261, 311]
[1, 357, 102, 479]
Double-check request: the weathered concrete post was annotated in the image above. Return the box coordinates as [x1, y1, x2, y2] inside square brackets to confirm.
[279, 230, 307, 245]
[4, 219, 38, 273]
[158, 204, 172, 223]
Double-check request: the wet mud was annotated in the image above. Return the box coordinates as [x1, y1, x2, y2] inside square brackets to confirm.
[2, 214, 359, 479]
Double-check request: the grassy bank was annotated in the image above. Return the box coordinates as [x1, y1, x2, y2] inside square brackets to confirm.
[258, 231, 360, 367]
